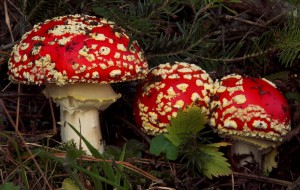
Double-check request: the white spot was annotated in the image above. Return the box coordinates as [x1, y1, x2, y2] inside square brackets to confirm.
[233, 94, 246, 104]
[148, 112, 158, 124]
[48, 24, 87, 36]
[99, 64, 107, 69]
[183, 75, 192, 80]
[99, 47, 111, 55]
[110, 70, 121, 77]
[13, 52, 21, 62]
[174, 100, 184, 109]
[168, 74, 179, 79]
[114, 52, 121, 59]
[20, 43, 30, 50]
[58, 36, 72, 45]
[217, 86, 227, 93]
[108, 60, 114, 66]
[196, 79, 204, 86]
[85, 73, 90, 78]
[79, 65, 86, 72]
[72, 63, 79, 70]
[191, 93, 200, 102]
[167, 87, 176, 97]
[224, 119, 237, 129]
[178, 68, 193, 73]
[117, 44, 127, 51]
[91, 33, 106, 41]
[32, 36, 45, 41]
[92, 71, 99, 79]
[79, 46, 95, 62]
[31, 45, 42, 55]
[22, 54, 28, 62]
[176, 83, 189, 92]
[252, 120, 268, 129]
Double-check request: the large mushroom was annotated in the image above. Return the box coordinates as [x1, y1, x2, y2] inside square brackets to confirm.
[8, 14, 148, 153]
[210, 74, 291, 169]
[133, 62, 213, 135]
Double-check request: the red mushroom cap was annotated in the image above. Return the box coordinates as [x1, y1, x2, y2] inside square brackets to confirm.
[8, 14, 147, 85]
[133, 62, 213, 135]
[210, 74, 291, 142]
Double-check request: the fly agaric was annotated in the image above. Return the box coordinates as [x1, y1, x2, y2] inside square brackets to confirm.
[133, 62, 213, 135]
[8, 14, 148, 153]
[210, 74, 290, 168]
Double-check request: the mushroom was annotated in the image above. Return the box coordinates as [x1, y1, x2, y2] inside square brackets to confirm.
[133, 62, 213, 135]
[210, 74, 291, 168]
[8, 14, 148, 153]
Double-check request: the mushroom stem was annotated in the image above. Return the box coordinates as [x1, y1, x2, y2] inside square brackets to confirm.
[44, 83, 121, 154]
[60, 108, 104, 153]
[232, 140, 261, 167]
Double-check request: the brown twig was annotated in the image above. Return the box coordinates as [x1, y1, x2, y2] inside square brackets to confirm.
[0, 92, 45, 97]
[222, 15, 268, 29]
[287, 176, 300, 190]
[52, 152, 159, 182]
[232, 172, 293, 187]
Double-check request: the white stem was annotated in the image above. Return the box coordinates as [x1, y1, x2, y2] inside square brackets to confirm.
[232, 141, 261, 167]
[61, 108, 104, 154]
[44, 83, 121, 154]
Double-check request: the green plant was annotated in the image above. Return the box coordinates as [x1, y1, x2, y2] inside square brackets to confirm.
[0, 182, 20, 190]
[43, 123, 132, 190]
[0, 132, 30, 190]
[150, 106, 231, 179]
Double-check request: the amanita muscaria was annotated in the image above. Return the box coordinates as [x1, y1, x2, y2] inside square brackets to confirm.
[133, 62, 213, 135]
[8, 14, 148, 153]
[210, 74, 291, 169]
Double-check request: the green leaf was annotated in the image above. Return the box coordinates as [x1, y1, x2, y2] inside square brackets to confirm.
[199, 144, 232, 179]
[64, 146, 84, 167]
[106, 139, 145, 159]
[0, 183, 20, 190]
[181, 142, 231, 179]
[62, 178, 80, 190]
[285, 92, 300, 102]
[164, 106, 207, 147]
[150, 134, 179, 160]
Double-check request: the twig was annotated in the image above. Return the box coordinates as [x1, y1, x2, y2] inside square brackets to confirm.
[52, 152, 159, 182]
[287, 176, 300, 190]
[4, 0, 14, 42]
[0, 41, 18, 50]
[0, 92, 44, 97]
[232, 172, 293, 187]
[222, 15, 268, 29]
[197, 47, 275, 63]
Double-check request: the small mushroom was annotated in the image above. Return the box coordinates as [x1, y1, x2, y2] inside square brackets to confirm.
[8, 14, 148, 153]
[133, 62, 213, 135]
[210, 74, 291, 168]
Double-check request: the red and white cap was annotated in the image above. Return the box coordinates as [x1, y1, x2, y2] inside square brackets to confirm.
[134, 62, 213, 135]
[8, 14, 148, 85]
[210, 74, 291, 142]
